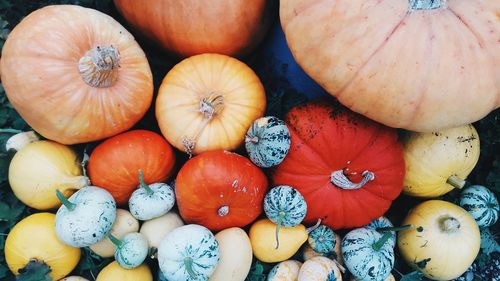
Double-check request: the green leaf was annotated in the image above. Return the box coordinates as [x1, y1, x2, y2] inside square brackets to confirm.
[16, 260, 52, 281]
[400, 271, 424, 281]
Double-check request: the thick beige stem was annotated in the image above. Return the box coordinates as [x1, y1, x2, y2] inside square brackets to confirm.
[440, 217, 460, 233]
[79, 45, 120, 87]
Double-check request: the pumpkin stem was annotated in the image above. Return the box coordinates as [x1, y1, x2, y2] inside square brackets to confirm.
[138, 169, 154, 195]
[275, 222, 282, 250]
[4, 130, 40, 152]
[409, 0, 447, 11]
[306, 219, 322, 234]
[56, 189, 76, 211]
[184, 257, 197, 279]
[199, 94, 224, 120]
[330, 170, 375, 190]
[218, 205, 229, 217]
[376, 224, 414, 233]
[372, 232, 393, 251]
[0, 128, 23, 134]
[333, 259, 346, 274]
[447, 175, 466, 189]
[78, 45, 120, 88]
[108, 234, 123, 248]
[440, 217, 460, 232]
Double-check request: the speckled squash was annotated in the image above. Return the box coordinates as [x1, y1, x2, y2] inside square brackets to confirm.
[245, 116, 291, 168]
[158, 224, 220, 281]
[303, 234, 343, 266]
[55, 186, 116, 247]
[128, 170, 175, 221]
[308, 225, 337, 254]
[364, 216, 396, 248]
[342, 228, 394, 281]
[403, 125, 480, 197]
[109, 232, 148, 269]
[298, 256, 342, 281]
[351, 274, 395, 281]
[267, 260, 302, 281]
[264, 185, 307, 249]
[459, 185, 499, 227]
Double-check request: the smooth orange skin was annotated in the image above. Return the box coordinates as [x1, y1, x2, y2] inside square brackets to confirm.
[0, 5, 153, 144]
[88, 130, 176, 205]
[113, 0, 273, 58]
[281, 0, 499, 132]
[175, 150, 268, 231]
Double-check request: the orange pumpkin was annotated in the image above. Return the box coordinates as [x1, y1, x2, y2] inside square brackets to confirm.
[0, 5, 153, 144]
[175, 150, 268, 231]
[156, 54, 266, 155]
[88, 130, 176, 205]
[280, 0, 499, 132]
[113, 0, 273, 57]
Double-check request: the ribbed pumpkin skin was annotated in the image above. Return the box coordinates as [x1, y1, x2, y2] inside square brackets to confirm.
[113, 0, 272, 57]
[0, 5, 153, 144]
[176, 150, 268, 231]
[88, 130, 176, 205]
[280, 0, 499, 132]
[272, 100, 405, 229]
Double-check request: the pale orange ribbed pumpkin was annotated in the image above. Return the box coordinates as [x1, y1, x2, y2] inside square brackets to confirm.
[281, 0, 499, 132]
[0, 5, 153, 144]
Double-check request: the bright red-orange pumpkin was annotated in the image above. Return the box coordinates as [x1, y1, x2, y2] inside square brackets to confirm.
[113, 0, 273, 58]
[88, 130, 176, 205]
[176, 150, 268, 231]
[272, 100, 405, 229]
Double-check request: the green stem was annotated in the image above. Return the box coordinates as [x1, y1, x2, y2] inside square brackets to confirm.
[447, 175, 466, 189]
[0, 128, 23, 134]
[184, 257, 196, 279]
[372, 232, 393, 251]
[306, 219, 322, 234]
[108, 234, 122, 248]
[376, 224, 414, 233]
[56, 190, 76, 211]
[138, 169, 154, 195]
[373, 225, 414, 251]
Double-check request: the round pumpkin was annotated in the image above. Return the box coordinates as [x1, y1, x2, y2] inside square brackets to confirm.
[272, 100, 405, 229]
[156, 53, 266, 155]
[398, 200, 480, 280]
[113, 0, 272, 57]
[176, 150, 268, 231]
[0, 5, 153, 144]
[402, 125, 480, 197]
[280, 0, 499, 132]
[88, 130, 176, 205]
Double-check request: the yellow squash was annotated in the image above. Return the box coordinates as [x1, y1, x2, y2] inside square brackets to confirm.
[402, 125, 480, 197]
[298, 256, 342, 281]
[5, 213, 81, 280]
[8, 140, 89, 210]
[398, 200, 480, 280]
[96, 261, 152, 281]
[268, 260, 302, 281]
[249, 219, 308, 263]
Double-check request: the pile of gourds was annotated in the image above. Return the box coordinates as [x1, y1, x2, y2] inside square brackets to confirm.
[0, 0, 498, 281]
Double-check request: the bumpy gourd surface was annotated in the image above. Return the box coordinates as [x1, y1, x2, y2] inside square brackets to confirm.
[129, 182, 175, 221]
[460, 185, 499, 227]
[264, 185, 307, 227]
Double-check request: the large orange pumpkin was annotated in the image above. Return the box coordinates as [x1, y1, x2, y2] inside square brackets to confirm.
[0, 5, 153, 144]
[176, 150, 268, 231]
[156, 54, 266, 155]
[272, 100, 405, 229]
[113, 0, 273, 58]
[280, 0, 499, 132]
[88, 130, 176, 205]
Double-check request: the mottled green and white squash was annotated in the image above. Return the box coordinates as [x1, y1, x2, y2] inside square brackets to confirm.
[342, 228, 394, 281]
[298, 256, 342, 281]
[158, 224, 220, 281]
[364, 216, 396, 248]
[459, 185, 499, 227]
[267, 260, 302, 281]
[109, 232, 149, 269]
[245, 116, 291, 168]
[308, 225, 337, 254]
[129, 170, 175, 221]
[264, 185, 307, 249]
[55, 186, 116, 247]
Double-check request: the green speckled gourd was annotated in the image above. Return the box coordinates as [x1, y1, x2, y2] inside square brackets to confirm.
[128, 169, 175, 221]
[158, 224, 219, 281]
[459, 185, 499, 227]
[308, 225, 337, 254]
[364, 216, 396, 248]
[264, 185, 307, 249]
[245, 116, 291, 168]
[109, 232, 148, 269]
[342, 227, 395, 281]
[55, 186, 116, 247]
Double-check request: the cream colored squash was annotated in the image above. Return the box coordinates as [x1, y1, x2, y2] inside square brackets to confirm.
[298, 256, 342, 281]
[140, 212, 184, 251]
[267, 260, 302, 281]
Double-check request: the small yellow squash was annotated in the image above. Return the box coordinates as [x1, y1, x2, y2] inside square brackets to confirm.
[398, 200, 480, 280]
[268, 260, 302, 281]
[96, 261, 152, 281]
[402, 125, 480, 197]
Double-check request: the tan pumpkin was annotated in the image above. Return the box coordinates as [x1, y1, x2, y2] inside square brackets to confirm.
[113, 0, 272, 58]
[0, 5, 153, 144]
[156, 54, 266, 155]
[280, 0, 499, 132]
